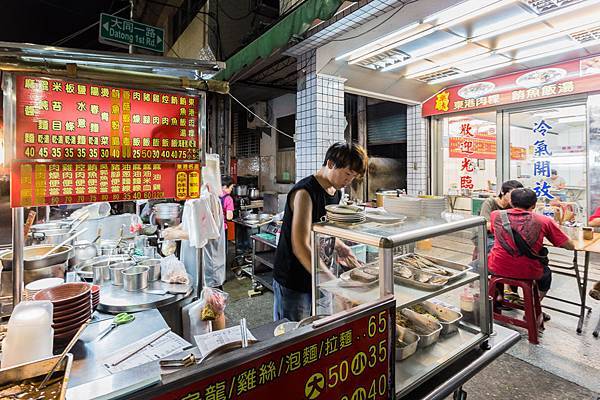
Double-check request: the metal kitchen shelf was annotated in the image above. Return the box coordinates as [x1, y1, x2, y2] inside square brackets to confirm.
[254, 251, 276, 269]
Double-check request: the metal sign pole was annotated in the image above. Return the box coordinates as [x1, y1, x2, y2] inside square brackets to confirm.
[129, 0, 134, 54]
[12, 207, 24, 308]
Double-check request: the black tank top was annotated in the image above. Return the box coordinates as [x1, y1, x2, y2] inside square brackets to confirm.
[273, 175, 340, 293]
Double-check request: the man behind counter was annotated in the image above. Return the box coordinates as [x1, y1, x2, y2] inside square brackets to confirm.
[273, 142, 368, 321]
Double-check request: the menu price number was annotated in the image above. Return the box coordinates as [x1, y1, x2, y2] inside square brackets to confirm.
[22, 147, 197, 161]
[368, 311, 387, 338]
[339, 375, 388, 400]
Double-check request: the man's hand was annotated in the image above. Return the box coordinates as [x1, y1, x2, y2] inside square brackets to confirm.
[561, 239, 575, 251]
[162, 225, 188, 240]
[336, 241, 361, 269]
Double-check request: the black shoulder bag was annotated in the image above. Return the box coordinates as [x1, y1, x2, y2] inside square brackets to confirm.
[499, 211, 549, 267]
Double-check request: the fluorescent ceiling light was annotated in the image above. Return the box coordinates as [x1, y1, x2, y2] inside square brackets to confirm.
[436, 0, 519, 31]
[427, 61, 514, 85]
[474, 0, 600, 41]
[404, 51, 500, 79]
[381, 41, 466, 72]
[515, 43, 585, 63]
[348, 28, 434, 64]
[558, 116, 586, 123]
[423, 0, 498, 23]
[335, 22, 420, 61]
[344, 0, 516, 65]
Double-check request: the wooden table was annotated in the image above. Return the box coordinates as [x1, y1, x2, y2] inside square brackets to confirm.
[544, 231, 600, 333]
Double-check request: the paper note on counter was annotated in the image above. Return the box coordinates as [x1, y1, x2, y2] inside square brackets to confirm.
[194, 325, 257, 357]
[103, 331, 192, 374]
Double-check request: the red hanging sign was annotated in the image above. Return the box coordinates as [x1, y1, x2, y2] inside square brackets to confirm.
[11, 162, 200, 207]
[10, 75, 202, 207]
[423, 55, 600, 117]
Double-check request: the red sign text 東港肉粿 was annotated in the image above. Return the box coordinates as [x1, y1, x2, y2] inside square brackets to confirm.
[423, 55, 600, 117]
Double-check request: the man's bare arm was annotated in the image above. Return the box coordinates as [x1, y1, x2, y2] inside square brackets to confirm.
[290, 190, 313, 274]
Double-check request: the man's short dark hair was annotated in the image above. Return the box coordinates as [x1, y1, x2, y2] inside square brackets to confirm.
[499, 180, 523, 198]
[510, 188, 538, 209]
[322, 142, 368, 177]
[551, 169, 558, 176]
[221, 175, 234, 188]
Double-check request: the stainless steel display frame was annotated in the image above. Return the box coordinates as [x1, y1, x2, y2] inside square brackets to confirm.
[311, 215, 490, 398]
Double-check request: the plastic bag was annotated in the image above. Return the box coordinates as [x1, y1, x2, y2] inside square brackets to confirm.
[160, 255, 189, 284]
[129, 214, 143, 234]
[200, 287, 228, 321]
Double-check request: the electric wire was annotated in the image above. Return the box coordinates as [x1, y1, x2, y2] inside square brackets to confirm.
[52, 5, 131, 46]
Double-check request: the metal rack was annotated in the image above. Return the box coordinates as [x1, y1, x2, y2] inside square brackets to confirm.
[311, 215, 491, 398]
[250, 233, 277, 291]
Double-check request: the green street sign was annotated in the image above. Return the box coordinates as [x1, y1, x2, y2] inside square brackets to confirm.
[99, 13, 164, 53]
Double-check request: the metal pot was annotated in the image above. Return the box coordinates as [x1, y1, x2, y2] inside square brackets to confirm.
[248, 187, 260, 200]
[151, 203, 182, 227]
[0, 245, 72, 271]
[138, 259, 161, 281]
[233, 185, 248, 197]
[96, 240, 120, 256]
[74, 255, 131, 280]
[69, 240, 97, 268]
[0, 264, 67, 297]
[28, 222, 73, 246]
[109, 261, 135, 286]
[122, 266, 149, 291]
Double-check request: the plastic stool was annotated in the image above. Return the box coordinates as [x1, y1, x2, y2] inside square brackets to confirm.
[489, 276, 544, 344]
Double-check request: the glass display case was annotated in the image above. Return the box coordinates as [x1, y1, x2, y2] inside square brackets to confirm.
[311, 215, 491, 398]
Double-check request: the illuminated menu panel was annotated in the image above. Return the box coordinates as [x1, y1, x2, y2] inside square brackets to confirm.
[10, 75, 202, 207]
[15, 76, 199, 161]
[11, 162, 200, 207]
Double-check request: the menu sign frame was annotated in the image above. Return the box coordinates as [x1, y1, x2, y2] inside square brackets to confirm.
[136, 297, 396, 400]
[3, 73, 206, 208]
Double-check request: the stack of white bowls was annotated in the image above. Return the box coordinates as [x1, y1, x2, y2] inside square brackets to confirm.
[325, 205, 366, 223]
[383, 196, 423, 218]
[24, 277, 65, 301]
[419, 196, 447, 218]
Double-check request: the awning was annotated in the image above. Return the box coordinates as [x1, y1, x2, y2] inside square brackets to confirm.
[215, 0, 344, 81]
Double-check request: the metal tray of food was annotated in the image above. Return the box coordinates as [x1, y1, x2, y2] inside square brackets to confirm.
[395, 324, 420, 360]
[393, 267, 448, 290]
[0, 354, 72, 400]
[399, 308, 442, 348]
[410, 301, 463, 336]
[393, 253, 471, 282]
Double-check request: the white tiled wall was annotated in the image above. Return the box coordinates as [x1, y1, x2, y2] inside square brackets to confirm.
[407, 105, 428, 195]
[295, 51, 346, 181]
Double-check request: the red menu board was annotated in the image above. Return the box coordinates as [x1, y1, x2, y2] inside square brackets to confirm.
[15, 76, 199, 161]
[423, 55, 600, 117]
[10, 75, 202, 207]
[11, 162, 200, 207]
[149, 304, 394, 400]
[449, 137, 528, 161]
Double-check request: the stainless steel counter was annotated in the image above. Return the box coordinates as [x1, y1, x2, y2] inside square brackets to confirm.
[97, 276, 193, 314]
[67, 309, 170, 398]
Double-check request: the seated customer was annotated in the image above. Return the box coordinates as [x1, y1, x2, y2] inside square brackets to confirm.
[479, 180, 523, 250]
[588, 206, 600, 228]
[488, 188, 575, 319]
